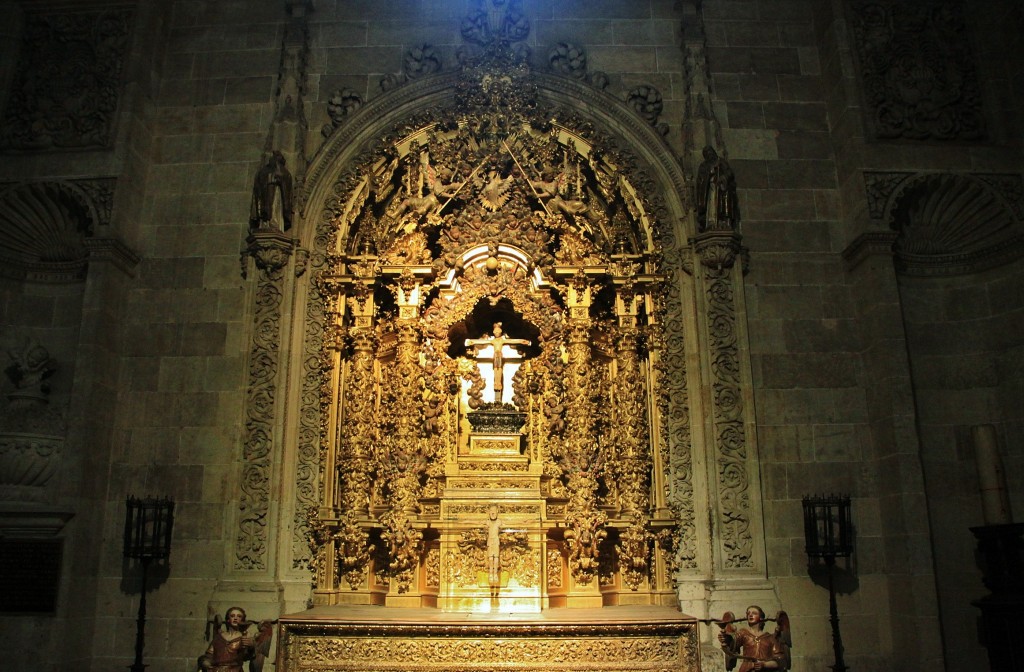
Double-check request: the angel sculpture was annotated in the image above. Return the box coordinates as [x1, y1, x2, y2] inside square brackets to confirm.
[716, 606, 791, 671]
[198, 607, 273, 672]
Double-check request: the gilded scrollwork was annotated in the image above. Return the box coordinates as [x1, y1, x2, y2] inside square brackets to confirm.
[425, 546, 441, 588]
[295, 8, 707, 612]
[282, 620, 699, 670]
[337, 511, 375, 590]
[547, 548, 564, 589]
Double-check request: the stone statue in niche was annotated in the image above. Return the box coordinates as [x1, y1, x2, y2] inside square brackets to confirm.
[465, 322, 531, 404]
[249, 151, 294, 232]
[695, 145, 739, 232]
[198, 606, 273, 672]
[5, 336, 56, 396]
[716, 606, 791, 671]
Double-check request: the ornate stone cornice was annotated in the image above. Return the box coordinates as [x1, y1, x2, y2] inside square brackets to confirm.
[84, 236, 140, 277]
[841, 231, 898, 272]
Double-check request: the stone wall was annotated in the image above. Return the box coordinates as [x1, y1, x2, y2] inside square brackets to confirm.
[0, 1, 1021, 671]
[900, 260, 1024, 671]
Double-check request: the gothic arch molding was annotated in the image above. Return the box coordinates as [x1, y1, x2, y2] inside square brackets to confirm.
[260, 41, 764, 612]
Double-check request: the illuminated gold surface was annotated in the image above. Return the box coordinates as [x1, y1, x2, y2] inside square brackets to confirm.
[278, 605, 700, 672]
[307, 0, 679, 614]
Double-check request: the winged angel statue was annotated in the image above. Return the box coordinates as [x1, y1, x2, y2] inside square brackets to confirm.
[716, 606, 792, 671]
[197, 607, 273, 672]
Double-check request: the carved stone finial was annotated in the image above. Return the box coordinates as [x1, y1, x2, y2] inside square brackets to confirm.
[1, 336, 65, 502]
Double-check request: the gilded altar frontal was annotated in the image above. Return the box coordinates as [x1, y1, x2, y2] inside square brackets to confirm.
[1, 0, 1022, 671]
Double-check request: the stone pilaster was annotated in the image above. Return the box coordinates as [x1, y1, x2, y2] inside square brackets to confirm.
[235, 230, 295, 572]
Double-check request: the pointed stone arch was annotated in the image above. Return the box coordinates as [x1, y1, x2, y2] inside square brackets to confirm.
[260, 39, 767, 618]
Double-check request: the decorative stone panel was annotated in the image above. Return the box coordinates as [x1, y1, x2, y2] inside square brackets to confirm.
[0, 9, 132, 150]
[847, 0, 986, 141]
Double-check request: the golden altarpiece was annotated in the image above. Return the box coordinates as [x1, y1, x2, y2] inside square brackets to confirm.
[238, 4, 769, 670]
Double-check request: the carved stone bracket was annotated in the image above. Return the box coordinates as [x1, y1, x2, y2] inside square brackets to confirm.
[693, 230, 743, 275]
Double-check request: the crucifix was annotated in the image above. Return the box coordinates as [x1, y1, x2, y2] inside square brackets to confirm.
[465, 322, 531, 404]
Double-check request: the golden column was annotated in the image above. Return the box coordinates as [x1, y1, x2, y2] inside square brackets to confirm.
[611, 271, 654, 595]
[561, 271, 606, 607]
[378, 268, 430, 606]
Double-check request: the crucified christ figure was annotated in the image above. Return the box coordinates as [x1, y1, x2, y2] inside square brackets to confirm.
[464, 322, 531, 401]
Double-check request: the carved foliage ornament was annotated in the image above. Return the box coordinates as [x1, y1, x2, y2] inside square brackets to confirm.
[847, 0, 985, 141]
[236, 233, 294, 571]
[293, 30, 696, 592]
[548, 42, 610, 90]
[1, 10, 131, 150]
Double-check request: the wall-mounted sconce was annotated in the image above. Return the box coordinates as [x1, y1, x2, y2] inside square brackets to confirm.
[123, 496, 175, 672]
[803, 494, 852, 672]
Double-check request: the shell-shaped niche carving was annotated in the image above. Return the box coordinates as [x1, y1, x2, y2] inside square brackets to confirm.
[890, 173, 1020, 272]
[0, 182, 93, 273]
